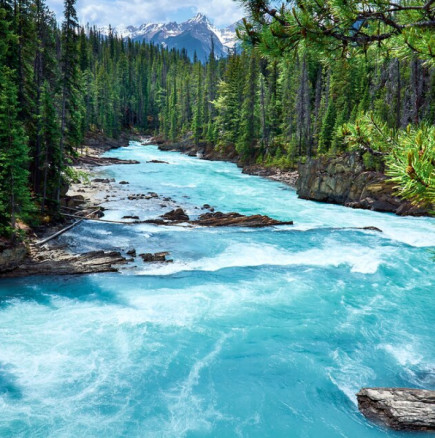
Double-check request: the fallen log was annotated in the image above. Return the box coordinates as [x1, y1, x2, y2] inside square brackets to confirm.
[61, 213, 135, 225]
[357, 387, 435, 431]
[36, 209, 101, 246]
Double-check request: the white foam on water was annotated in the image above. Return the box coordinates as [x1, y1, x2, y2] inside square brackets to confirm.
[328, 349, 377, 406]
[161, 334, 229, 437]
[378, 343, 423, 367]
[0, 297, 189, 435]
[338, 294, 387, 331]
[135, 240, 388, 276]
[2, 144, 434, 437]
[161, 183, 197, 188]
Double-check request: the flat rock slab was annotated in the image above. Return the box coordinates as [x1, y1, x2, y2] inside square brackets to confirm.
[357, 388, 435, 431]
[76, 156, 140, 166]
[0, 250, 128, 278]
[192, 212, 293, 227]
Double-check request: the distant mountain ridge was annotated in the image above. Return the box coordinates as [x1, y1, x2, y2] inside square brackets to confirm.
[100, 13, 239, 62]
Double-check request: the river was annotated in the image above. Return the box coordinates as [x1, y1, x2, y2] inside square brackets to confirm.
[1, 143, 434, 437]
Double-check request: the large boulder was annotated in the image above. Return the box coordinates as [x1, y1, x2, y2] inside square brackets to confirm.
[357, 388, 435, 431]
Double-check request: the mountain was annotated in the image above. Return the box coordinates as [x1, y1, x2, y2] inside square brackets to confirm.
[101, 13, 239, 62]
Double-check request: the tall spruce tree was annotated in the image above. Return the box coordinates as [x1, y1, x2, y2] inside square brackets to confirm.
[57, 0, 80, 203]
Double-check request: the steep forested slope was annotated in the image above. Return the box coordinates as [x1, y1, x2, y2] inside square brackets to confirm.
[0, 0, 433, 238]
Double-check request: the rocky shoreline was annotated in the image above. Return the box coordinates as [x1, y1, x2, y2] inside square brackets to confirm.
[157, 138, 300, 188]
[2, 134, 433, 432]
[297, 153, 431, 216]
[1, 132, 296, 277]
[3, 134, 431, 278]
[0, 131, 143, 278]
[157, 138, 432, 217]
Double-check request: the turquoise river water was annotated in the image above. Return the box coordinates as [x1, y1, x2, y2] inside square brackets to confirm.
[1, 143, 434, 437]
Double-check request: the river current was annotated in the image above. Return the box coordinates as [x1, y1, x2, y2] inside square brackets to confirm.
[1, 143, 434, 437]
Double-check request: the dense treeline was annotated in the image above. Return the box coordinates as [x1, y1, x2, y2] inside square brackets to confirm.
[0, 0, 194, 236]
[236, 0, 435, 205]
[0, 0, 434, 237]
[210, 52, 435, 163]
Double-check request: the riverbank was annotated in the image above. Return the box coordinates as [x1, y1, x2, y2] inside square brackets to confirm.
[157, 138, 299, 188]
[1, 138, 434, 437]
[0, 131, 144, 278]
[157, 138, 432, 217]
[1, 133, 298, 277]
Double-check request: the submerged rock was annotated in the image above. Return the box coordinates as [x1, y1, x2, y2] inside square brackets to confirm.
[357, 388, 435, 431]
[359, 226, 383, 232]
[147, 160, 169, 164]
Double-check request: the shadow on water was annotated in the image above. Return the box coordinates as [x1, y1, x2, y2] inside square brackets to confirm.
[0, 363, 22, 400]
[0, 274, 127, 309]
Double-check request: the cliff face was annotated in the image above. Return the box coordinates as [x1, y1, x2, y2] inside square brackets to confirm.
[297, 152, 429, 216]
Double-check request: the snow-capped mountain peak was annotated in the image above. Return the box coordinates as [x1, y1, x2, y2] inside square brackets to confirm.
[188, 13, 210, 24]
[100, 14, 239, 62]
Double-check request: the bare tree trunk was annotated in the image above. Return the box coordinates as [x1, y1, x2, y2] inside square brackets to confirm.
[260, 75, 268, 150]
[395, 59, 401, 129]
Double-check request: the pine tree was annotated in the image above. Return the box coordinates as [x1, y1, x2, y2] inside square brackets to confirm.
[0, 69, 32, 235]
[296, 55, 311, 157]
[236, 50, 258, 160]
[192, 61, 203, 146]
[57, 0, 80, 203]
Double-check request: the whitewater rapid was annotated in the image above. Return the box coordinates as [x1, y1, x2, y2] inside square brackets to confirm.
[1, 143, 434, 437]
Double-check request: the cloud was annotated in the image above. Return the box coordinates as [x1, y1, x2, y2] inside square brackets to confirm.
[47, 0, 245, 27]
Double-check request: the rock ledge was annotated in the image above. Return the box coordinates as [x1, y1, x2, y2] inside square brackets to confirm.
[357, 387, 435, 431]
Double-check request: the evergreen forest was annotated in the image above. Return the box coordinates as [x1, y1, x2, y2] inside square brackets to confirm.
[0, 0, 434, 237]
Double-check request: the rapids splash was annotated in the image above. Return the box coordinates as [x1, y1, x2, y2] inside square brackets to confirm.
[1, 143, 434, 437]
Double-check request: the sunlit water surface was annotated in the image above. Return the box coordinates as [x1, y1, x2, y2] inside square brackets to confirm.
[1, 143, 434, 437]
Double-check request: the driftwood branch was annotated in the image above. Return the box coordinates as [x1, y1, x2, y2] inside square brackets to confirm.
[36, 209, 101, 246]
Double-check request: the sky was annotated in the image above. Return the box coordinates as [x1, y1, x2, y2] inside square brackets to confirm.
[46, 0, 246, 28]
